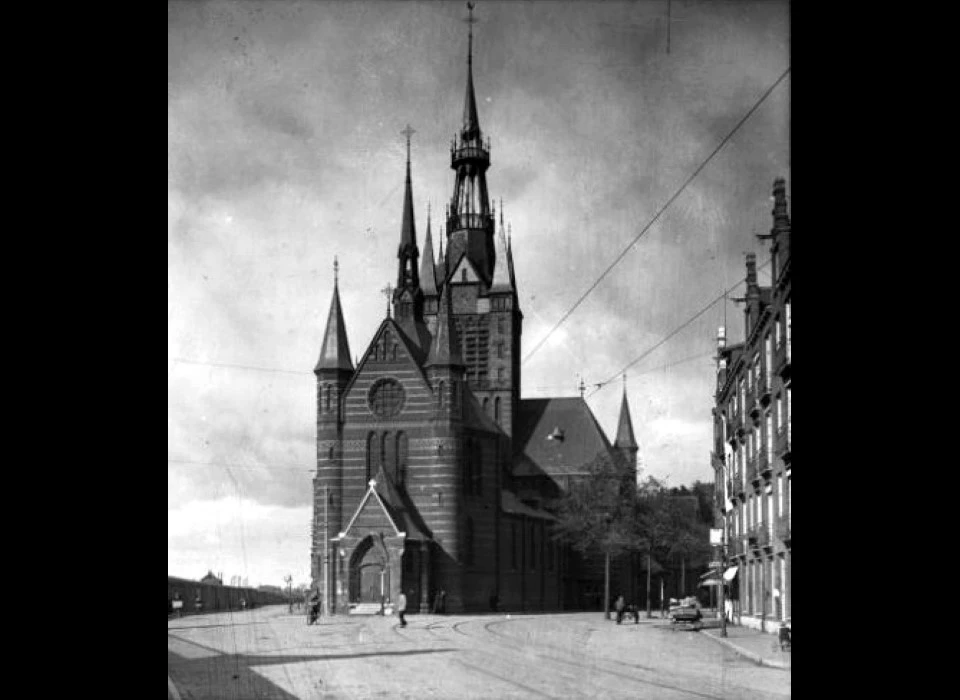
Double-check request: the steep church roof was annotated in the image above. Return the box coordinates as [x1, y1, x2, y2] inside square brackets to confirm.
[513, 397, 615, 478]
[314, 267, 353, 372]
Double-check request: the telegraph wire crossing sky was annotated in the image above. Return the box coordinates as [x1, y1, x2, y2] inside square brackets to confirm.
[168, 0, 789, 586]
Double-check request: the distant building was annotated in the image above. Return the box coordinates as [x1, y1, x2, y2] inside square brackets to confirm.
[199, 570, 222, 586]
[711, 178, 791, 631]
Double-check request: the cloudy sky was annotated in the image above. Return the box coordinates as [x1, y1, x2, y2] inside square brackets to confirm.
[168, 0, 789, 588]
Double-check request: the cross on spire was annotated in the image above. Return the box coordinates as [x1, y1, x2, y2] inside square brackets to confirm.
[380, 283, 394, 317]
[333, 256, 339, 285]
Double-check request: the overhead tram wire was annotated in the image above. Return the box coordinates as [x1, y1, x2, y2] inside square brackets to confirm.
[587, 258, 770, 398]
[168, 458, 315, 474]
[171, 357, 310, 376]
[521, 66, 790, 367]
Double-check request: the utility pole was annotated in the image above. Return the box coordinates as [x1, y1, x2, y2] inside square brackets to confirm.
[323, 483, 329, 617]
[284, 574, 293, 614]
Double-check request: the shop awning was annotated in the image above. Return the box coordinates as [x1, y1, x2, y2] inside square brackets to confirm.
[723, 566, 739, 581]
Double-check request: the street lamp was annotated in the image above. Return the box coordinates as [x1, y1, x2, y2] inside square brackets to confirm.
[284, 574, 293, 613]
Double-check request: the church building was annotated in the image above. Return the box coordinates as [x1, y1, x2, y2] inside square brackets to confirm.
[312, 7, 639, 614]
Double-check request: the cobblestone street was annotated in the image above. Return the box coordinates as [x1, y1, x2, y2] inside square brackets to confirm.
[168, 606, 790, 699]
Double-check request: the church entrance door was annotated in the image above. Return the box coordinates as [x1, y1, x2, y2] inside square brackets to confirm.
[349, 536, 389, 604]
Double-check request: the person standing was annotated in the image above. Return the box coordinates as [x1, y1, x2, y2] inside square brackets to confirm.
[615, 595, 625, 624]
[397, 590, 408, 627]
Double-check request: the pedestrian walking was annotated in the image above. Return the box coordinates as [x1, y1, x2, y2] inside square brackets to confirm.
[433, 587, 446, 614]
[615, 594, 625, 624]
[172, 592, 183, 618]
[397, 590, 409, 627]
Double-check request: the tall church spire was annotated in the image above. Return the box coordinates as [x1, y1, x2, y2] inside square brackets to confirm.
[397, 124, 420, 291]
[315, 258, 354, 372]
[614, 376, 639, 474]
[463, 1, 480, 140]
[447, 1, 494, 281]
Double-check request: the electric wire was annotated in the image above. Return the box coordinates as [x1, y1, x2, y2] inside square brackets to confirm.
[521, 66, 790, 367]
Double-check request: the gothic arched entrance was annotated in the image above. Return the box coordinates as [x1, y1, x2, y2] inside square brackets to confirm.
[349, 536, 390, 604]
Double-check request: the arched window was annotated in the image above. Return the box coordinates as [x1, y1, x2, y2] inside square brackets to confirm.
[325, 384, 332, 412]
[395, 432, 407, 485]
[465, 517, 475, 566]
[494, 396, 501, 424]
[318, 385, 324, 411]
[482, 397, 489, 415]
[392, 344, 398, 361]
[381, 432, 391, 470]
[328, 445, 335, 462]
[438, 381, 446, 408]
[366, 432, 376, 483]
[451, 380, 458, 409]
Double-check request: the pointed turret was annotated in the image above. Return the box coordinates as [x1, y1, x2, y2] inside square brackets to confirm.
[315, 260, 354, 373]
[437, 235, 446, 286]
[425, 282, 464, 368]
[420, 203, 438, 298]
[507, 224, 516, 291]
[490, 215, 512, 293]
[396, 125, 420, 292]
[614, 378, 639, 474]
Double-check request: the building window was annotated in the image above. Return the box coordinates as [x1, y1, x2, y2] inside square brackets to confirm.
[786, 387, 791, 445]
[785, 300, 791, 362]
[328, 445, 335, 462]
[775, 316, 782, 348]
[482, 397, 489, 415]
[777, 474, 783, 517]
[511, 524, 517, 569]
[764, 335, 772, 385]
[462, 269, 468, 282]
[494, 396, 501, 424]
[438, 381, 446, 408]
[366, 432, 376, 483]
[380, 432, 391, 470]
[396, 432, 407, 485]
[497, 342, 504, 359]
[766, 414, 773, 462]
[368, 378, 405, 417]
[498, 317, 504, 334]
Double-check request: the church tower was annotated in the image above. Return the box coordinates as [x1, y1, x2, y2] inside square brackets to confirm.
[443, 3, 523, 437]
[312, 260, 354, 591]
[445, 2, 493, 279]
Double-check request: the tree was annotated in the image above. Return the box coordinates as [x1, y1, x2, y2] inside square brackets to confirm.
[552, 450, 642, 619]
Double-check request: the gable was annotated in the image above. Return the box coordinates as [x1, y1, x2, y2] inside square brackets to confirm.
[341, 483, 403, 538]
[342, 319, 433, 413]
[449, 252, 485, 285]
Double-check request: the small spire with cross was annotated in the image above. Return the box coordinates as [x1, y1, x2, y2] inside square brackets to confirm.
[381, 283, 394, 317]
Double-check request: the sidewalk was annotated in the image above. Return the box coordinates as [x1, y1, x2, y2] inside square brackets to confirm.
[701, 622, 791, 670]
